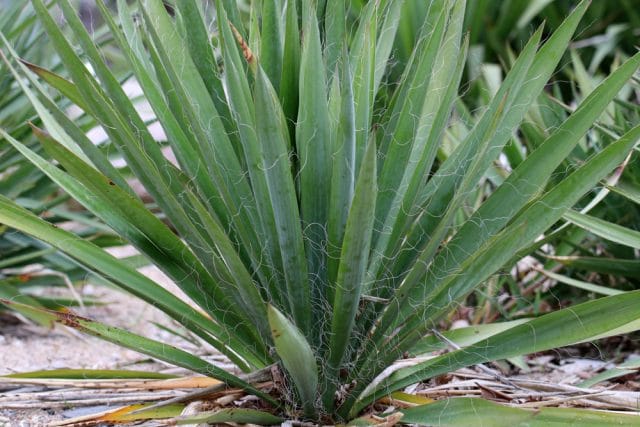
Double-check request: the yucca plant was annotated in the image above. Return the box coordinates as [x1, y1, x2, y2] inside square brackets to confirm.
[2, 0, 640, 423]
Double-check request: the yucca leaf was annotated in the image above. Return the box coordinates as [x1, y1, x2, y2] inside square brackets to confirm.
[354, 289, 640, 415]
[100, 0, 268, 283]
[399, 123, 640, 348]
[279, 0, 300, 135]
[174, 408, 284, 426]
[9, 124, 267, 350]
[341, 122, 640, 416]
[39, 0, 172, 174]
[403, 398, 532, 427]
[372, 1, 403, 95]
[98, 0, 239, 215]
[578, 357, 640, 389]
[0, 281, 51, 326]
[373, 1, 449, 232]
[408, 319, 529, 356]
[324, 0, 346, 74]
[607, 180, 640, 204]
[363, 37, 511, 363]
[268, 305, 318, 418]
[373, 2, 625, 344]
[99, 1, 273, 344]
[17, 59, 88, 112]
[548, 255, 640, 279]
[137, 0, 265, 240]
[325, 138, 377, 408]
[95, 403, 185, 423]
[0, 34, 131, 191]
[538, 269, 624, 296]
[215, 1, 289, 313]
[0, 189, 261, 370]
[31, 0, 223, 271]
[400, 398, 640, 427]
[297, 1, 332, 298]
[366, 0, 468, 292]
[417, 51, 640, 307]
[218, 0, 244, 38]
[0, 299, 275, 405]
[254, 66, 311, 331]
[563, 210, 640, 249]
[397, 0, 590, 274]
[25, 126, 249, 321]
[260, 0, 283, 91]
[174, 0, 230, 121]
[349, 1, 376, 172]
[327, 55, 356, 286]
[3, 369, 176, 380]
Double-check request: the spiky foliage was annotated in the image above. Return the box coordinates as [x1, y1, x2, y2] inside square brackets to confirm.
[445, 46, 640, 321]
[1, 0, 640, 422]
[0, 1, 125, 320]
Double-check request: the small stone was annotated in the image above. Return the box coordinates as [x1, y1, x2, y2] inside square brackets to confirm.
[450, 319, 470, 330]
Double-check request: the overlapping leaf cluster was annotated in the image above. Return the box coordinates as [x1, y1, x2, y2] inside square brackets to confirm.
[0, 2, 124, 320]
[1, 0, 639, 422]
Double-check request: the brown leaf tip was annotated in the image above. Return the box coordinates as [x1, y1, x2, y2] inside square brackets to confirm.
[229, 22, 255, 64]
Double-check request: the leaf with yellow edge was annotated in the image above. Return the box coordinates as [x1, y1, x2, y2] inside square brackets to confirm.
[60, 403, 185, 425]
[388, 391, 435, 405]
[2, 369, 176, 380]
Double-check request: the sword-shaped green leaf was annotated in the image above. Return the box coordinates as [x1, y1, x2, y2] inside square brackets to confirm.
[268, 305, 318, 418]
[564, 210, 640, 249]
